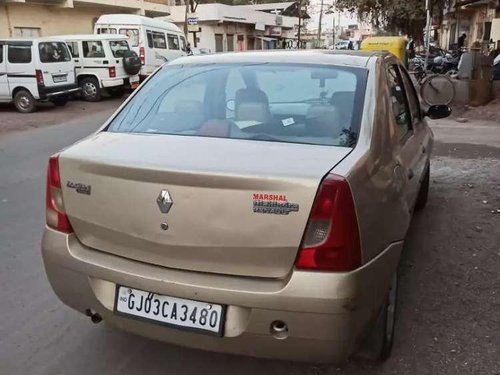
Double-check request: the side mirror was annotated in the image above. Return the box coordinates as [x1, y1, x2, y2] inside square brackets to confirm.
[426, 104, 451, 119]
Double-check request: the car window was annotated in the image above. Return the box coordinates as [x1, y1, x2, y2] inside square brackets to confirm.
[8, 45, 32, 64]
[386, 64, 412, 138]
[167, 34, 179, 50]
[66, 41, 79, 58]
[119, 29, 139, 47]
[146, 30, 154, 48]
[179, 36, 187, 52]
[108, 63, 367, 148]
[0, 45, 3, 63]
[109, 40, 130, 58]
[152, 32, 166, 49]
[39, 42, 71, 63]
[82, 41, 105, 58]
[399, 67, 421, 124]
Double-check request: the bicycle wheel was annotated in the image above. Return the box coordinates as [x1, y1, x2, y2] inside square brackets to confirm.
[420, 74, 455, 106]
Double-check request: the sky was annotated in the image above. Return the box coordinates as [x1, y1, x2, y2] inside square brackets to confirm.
[305, 0, 359, 31]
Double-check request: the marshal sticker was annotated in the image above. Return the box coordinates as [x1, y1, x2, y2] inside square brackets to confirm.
[252, 193, 299, 215]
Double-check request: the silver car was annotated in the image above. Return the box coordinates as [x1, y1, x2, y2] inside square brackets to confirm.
[42, 51, 450, 364]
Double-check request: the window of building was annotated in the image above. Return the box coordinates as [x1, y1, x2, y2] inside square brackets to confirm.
[146, 30, 154, 48]
[66, 41, 79, 58]
[167, 34, 179, 50]
[82, 41, 105, 58]
[119, 28, 139, 47]
[152, 32, 166, 49]
[226, 34, 234, 52]
[8, 45, 32, 64]
[39, 42, 71, 63]
[386, 64, 411, 137]
[13, 27, 40, 38]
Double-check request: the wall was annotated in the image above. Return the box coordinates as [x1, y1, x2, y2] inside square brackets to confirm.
[0, 4, 108, 37]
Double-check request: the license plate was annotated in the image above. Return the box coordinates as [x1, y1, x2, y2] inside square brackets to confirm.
[114, 285, 225, 336]
[130, 75, 139, 83]
[53, 74, 67, 83]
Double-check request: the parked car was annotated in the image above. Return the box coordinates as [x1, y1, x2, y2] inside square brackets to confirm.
[42, 51, 450, 364]
[59, 34, 141, 102]
[335, 40, 350, 50]
[94, 14, 188, 78]
[0, 37, 79, 113]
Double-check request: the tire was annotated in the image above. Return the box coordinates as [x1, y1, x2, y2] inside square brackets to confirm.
[123, 50, 141, 76]
[415, 163, 430, 211]
[13, 89, 36, 113]
[52, 95, 69, 107]
[80, 77, 101, 102]
[356, 272, 398, 362]
[108, 86, 125, 98]
[420, 74, 455, 106]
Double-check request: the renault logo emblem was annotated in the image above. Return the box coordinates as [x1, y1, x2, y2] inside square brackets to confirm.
[157, 190, 173, 214]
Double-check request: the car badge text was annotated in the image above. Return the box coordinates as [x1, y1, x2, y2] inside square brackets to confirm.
[157, 189, 173, 213]
[67, 181, 91, 195]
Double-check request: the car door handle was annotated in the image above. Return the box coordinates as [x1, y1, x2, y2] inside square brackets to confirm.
[74, 59, 80, 63]
[408, 169, 414, 180]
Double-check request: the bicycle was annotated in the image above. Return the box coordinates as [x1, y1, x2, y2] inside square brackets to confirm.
[411, 61, 456, 106]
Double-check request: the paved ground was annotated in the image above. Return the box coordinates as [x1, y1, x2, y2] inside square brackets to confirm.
[0, 102, 499, 374]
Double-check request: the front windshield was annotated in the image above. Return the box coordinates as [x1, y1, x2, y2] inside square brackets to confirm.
[108, 63, 367, 147]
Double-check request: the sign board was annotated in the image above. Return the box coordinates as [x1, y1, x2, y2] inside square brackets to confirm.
[269, 26, 282, 37]
[188, 25, 200, 32]
[187, 16, 198, 25]
[255, 22, 265, 31]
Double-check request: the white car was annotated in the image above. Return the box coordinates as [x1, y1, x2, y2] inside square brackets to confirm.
[94, 14, 188, 78]
[0, 37, 79, 113]
[61, 35, 141, 102]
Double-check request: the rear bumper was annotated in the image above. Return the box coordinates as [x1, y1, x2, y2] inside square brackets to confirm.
[41, 227, 402, 363]
[38, 84, 80, 99]
[101, 79, 124, 88]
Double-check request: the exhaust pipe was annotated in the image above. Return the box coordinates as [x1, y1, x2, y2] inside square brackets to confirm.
[85, 308, 103, 324]
[270, 320, 289, 340]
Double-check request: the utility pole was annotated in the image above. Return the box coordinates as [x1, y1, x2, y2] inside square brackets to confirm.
[297, 0, 302, 44]
[424, 0, 432, 71]
[317, 0, 324, 48]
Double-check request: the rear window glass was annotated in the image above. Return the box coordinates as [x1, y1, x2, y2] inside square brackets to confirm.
[120, 29, 139, 47]
[109, 40, 130, 58]
[108, 63, 367, 147]
[8, 45, 32, 64]
[39, 42, 71, 63]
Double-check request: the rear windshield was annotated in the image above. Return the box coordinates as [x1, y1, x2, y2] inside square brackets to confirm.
[107, 63, 367, 147]
[109, 40, 130, 58]
[39, 42, 71, 63]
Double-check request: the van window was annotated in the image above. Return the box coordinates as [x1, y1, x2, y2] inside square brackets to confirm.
[119, 29, 139, 47]
[8, 45, 32, 64]
[167, 34, 180, 50]
[0, 45, 3, 63]
[39, 42, 71, 63]
[146, 30, 154, 48]
[66, 42, 79, 58]
[180, 35, 187, 52]
[98, 28, 117, 34]
[83, 41, 105, 58]
[153, 32, 167, 49]
[109, 40, 130, 58]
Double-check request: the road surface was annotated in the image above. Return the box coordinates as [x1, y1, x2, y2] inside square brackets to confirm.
[0, 109, 499, 375]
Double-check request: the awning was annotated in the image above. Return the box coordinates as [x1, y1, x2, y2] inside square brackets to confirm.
[257, 36, 278, 41]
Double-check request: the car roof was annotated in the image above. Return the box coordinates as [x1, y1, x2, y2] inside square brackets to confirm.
[95, 14, 182, 33]
[169, 50, 384, 68]
[0, 37, 68, 45]
[55, 34, 128, 41]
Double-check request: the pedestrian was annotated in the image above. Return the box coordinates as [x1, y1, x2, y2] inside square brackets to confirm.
[408, 38, 415, 59]
[348, 40, 353, 50]
[458, 33, 466, 49]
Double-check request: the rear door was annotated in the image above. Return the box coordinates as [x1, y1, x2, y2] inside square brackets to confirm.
[6, 42, 37, 98]
[37, 41, 75, 86]
[385, 61, 421, 213]
[81, 40, 108, 83]
[0, 43, 9, 99]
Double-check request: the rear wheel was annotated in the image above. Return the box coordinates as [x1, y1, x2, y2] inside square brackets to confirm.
[52, 95, 69, 107]
[415, 163, 430, 211]
[80, 77, 101, 102]
[13, 89, 36, 113]
[420, 74, 455, 106]
[108, 86, 125, 98]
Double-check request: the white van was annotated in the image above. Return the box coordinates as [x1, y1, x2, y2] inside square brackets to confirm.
[94, 14, 188, 78]
[0, 38, 79, 113]
[61, 34, 141, 102]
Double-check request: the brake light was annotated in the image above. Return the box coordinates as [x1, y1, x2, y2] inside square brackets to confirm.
[295, 175, 361, 272]
[36, 69, 44, 85]
[139, 47, 145, 65]
[108, 66, 116, 78]
[46, 155, 73, 233]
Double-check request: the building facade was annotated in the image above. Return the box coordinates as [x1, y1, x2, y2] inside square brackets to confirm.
[0, 0, 171, 38]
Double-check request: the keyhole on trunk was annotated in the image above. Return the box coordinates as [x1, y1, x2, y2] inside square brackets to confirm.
[160, 222, 169, 231]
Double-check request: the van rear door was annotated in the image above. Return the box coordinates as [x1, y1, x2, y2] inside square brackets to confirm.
[37, 41, 76, 86]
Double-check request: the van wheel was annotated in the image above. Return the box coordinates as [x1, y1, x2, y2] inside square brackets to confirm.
[13, 90, 36, 113]
[52, 95, 69, 107]
[356, 272, 398, 362]
[108, 87, 125, 98]
[80, 77, 101, 102]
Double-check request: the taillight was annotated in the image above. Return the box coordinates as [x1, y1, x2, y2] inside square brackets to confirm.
[46, 154, 73, 233]
[295, 175, 361, 272]
[139, 47, 145, 65]
[36, 69, 44, 85]
[108, 66, 116, 78]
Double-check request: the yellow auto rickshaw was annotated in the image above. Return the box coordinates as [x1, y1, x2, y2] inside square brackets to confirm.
[360, 37, 408, 66]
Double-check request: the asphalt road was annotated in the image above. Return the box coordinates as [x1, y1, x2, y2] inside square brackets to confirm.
[0, 109, 499, 375]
